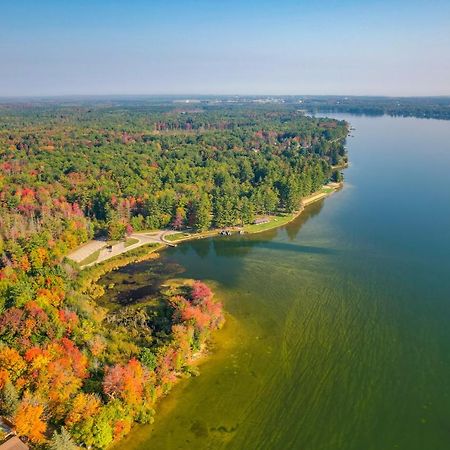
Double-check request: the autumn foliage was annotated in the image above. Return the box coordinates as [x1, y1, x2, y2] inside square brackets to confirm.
[13, 395, 47, 443]
[0, 103, 347, 448]
[0, 256, 223, 449]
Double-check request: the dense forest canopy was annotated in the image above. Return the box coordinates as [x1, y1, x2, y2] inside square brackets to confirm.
[0, 102, 347, 448]
[0, 103, 347, 239]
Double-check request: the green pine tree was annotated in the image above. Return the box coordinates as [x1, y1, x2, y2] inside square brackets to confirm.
[48, 427, 78, 450]
[0, 381, 18, 416]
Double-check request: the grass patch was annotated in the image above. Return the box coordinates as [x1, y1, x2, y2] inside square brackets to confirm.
[125, 238, 139, 248]
[79, 249, 101, 266]
[243, 214, 294, 233]
[165, 232, 189, 242]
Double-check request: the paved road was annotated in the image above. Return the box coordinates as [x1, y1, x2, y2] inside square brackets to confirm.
[67, 239, 107, 264]
[67, 230, 178, 268]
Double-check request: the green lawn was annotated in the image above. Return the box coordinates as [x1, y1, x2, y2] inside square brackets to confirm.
[124, 238, 139, 248]
[79, 249, 101, 267]
[243, 213, 295, 233]
[165, 232, 191, 242]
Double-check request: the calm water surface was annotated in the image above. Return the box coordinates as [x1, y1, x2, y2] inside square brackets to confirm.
[109, 115, 450, 450]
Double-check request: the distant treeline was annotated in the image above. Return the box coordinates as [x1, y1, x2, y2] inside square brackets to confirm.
[2, 95, 448, 120]
[0, 105, 348, 241]
[297, 96, 450, 120]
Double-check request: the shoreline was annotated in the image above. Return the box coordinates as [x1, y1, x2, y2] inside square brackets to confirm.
[142, 181, 343, 244]
[69, 181, 343, 273]
[77, 180, 343, 449]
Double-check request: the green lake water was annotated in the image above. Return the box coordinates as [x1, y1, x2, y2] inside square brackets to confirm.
[104, 115, 450, 450]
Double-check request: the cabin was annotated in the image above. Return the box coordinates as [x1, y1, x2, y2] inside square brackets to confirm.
[253, 217, 270, 225]
[0, 437, 29, 450]
[0, 418, 28, 450]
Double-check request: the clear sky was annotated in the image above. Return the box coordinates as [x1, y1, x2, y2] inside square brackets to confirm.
[1, 0, 449, 97]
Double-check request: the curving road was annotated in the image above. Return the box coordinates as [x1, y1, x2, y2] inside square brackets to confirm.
[67, 230, 178, 268]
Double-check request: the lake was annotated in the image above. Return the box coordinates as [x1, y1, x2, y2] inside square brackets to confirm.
[107, 114, 450, 450]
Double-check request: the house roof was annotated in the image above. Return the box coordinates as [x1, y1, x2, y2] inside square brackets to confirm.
[0, 418, 13, 436]
[0, 436, 29, 450]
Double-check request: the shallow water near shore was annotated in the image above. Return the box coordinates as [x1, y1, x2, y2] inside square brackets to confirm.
[107, 114, 450, 450]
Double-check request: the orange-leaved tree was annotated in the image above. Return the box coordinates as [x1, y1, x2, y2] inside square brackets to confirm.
[14, 394, 46, 443]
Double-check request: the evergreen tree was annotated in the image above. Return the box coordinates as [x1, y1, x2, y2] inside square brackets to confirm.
[190, 195, 212, 231]
[239, 197, 255, 225]
[262, 187, 279, 214]
[331, 169, 343, 182]
[48, 427, 78, 450]
[279, 177, 301, 212]
[0, 381, 18, 416]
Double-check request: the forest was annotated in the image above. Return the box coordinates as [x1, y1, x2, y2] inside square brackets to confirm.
[0, 102, 347, 448]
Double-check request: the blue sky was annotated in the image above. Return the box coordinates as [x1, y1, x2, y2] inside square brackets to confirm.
[1, 0, 449, 96]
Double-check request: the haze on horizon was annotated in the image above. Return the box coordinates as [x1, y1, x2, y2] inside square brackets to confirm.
[1, 0, 449, 97]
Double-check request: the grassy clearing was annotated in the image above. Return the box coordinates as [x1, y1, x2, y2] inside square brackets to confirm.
[79, 249, 101, 266]
[165, 232, 190, 242]
[243, 213, 295, 233]
[125, 238, 139, 248]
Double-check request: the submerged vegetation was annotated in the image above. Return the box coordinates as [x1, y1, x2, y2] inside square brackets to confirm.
[0, 101, 347, 447]
[0, 264, 223, 449]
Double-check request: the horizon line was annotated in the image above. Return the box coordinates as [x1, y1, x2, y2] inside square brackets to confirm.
[1, 93, 450, 100]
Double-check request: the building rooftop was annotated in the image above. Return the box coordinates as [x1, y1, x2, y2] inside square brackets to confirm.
[0, 436, 29, 450]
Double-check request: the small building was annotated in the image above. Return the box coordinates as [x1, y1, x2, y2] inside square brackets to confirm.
[0, 418, 14, 441]
[0, 436, 29, 450]
[0, 418, 29, 450]
[253, 217, 270, 225]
